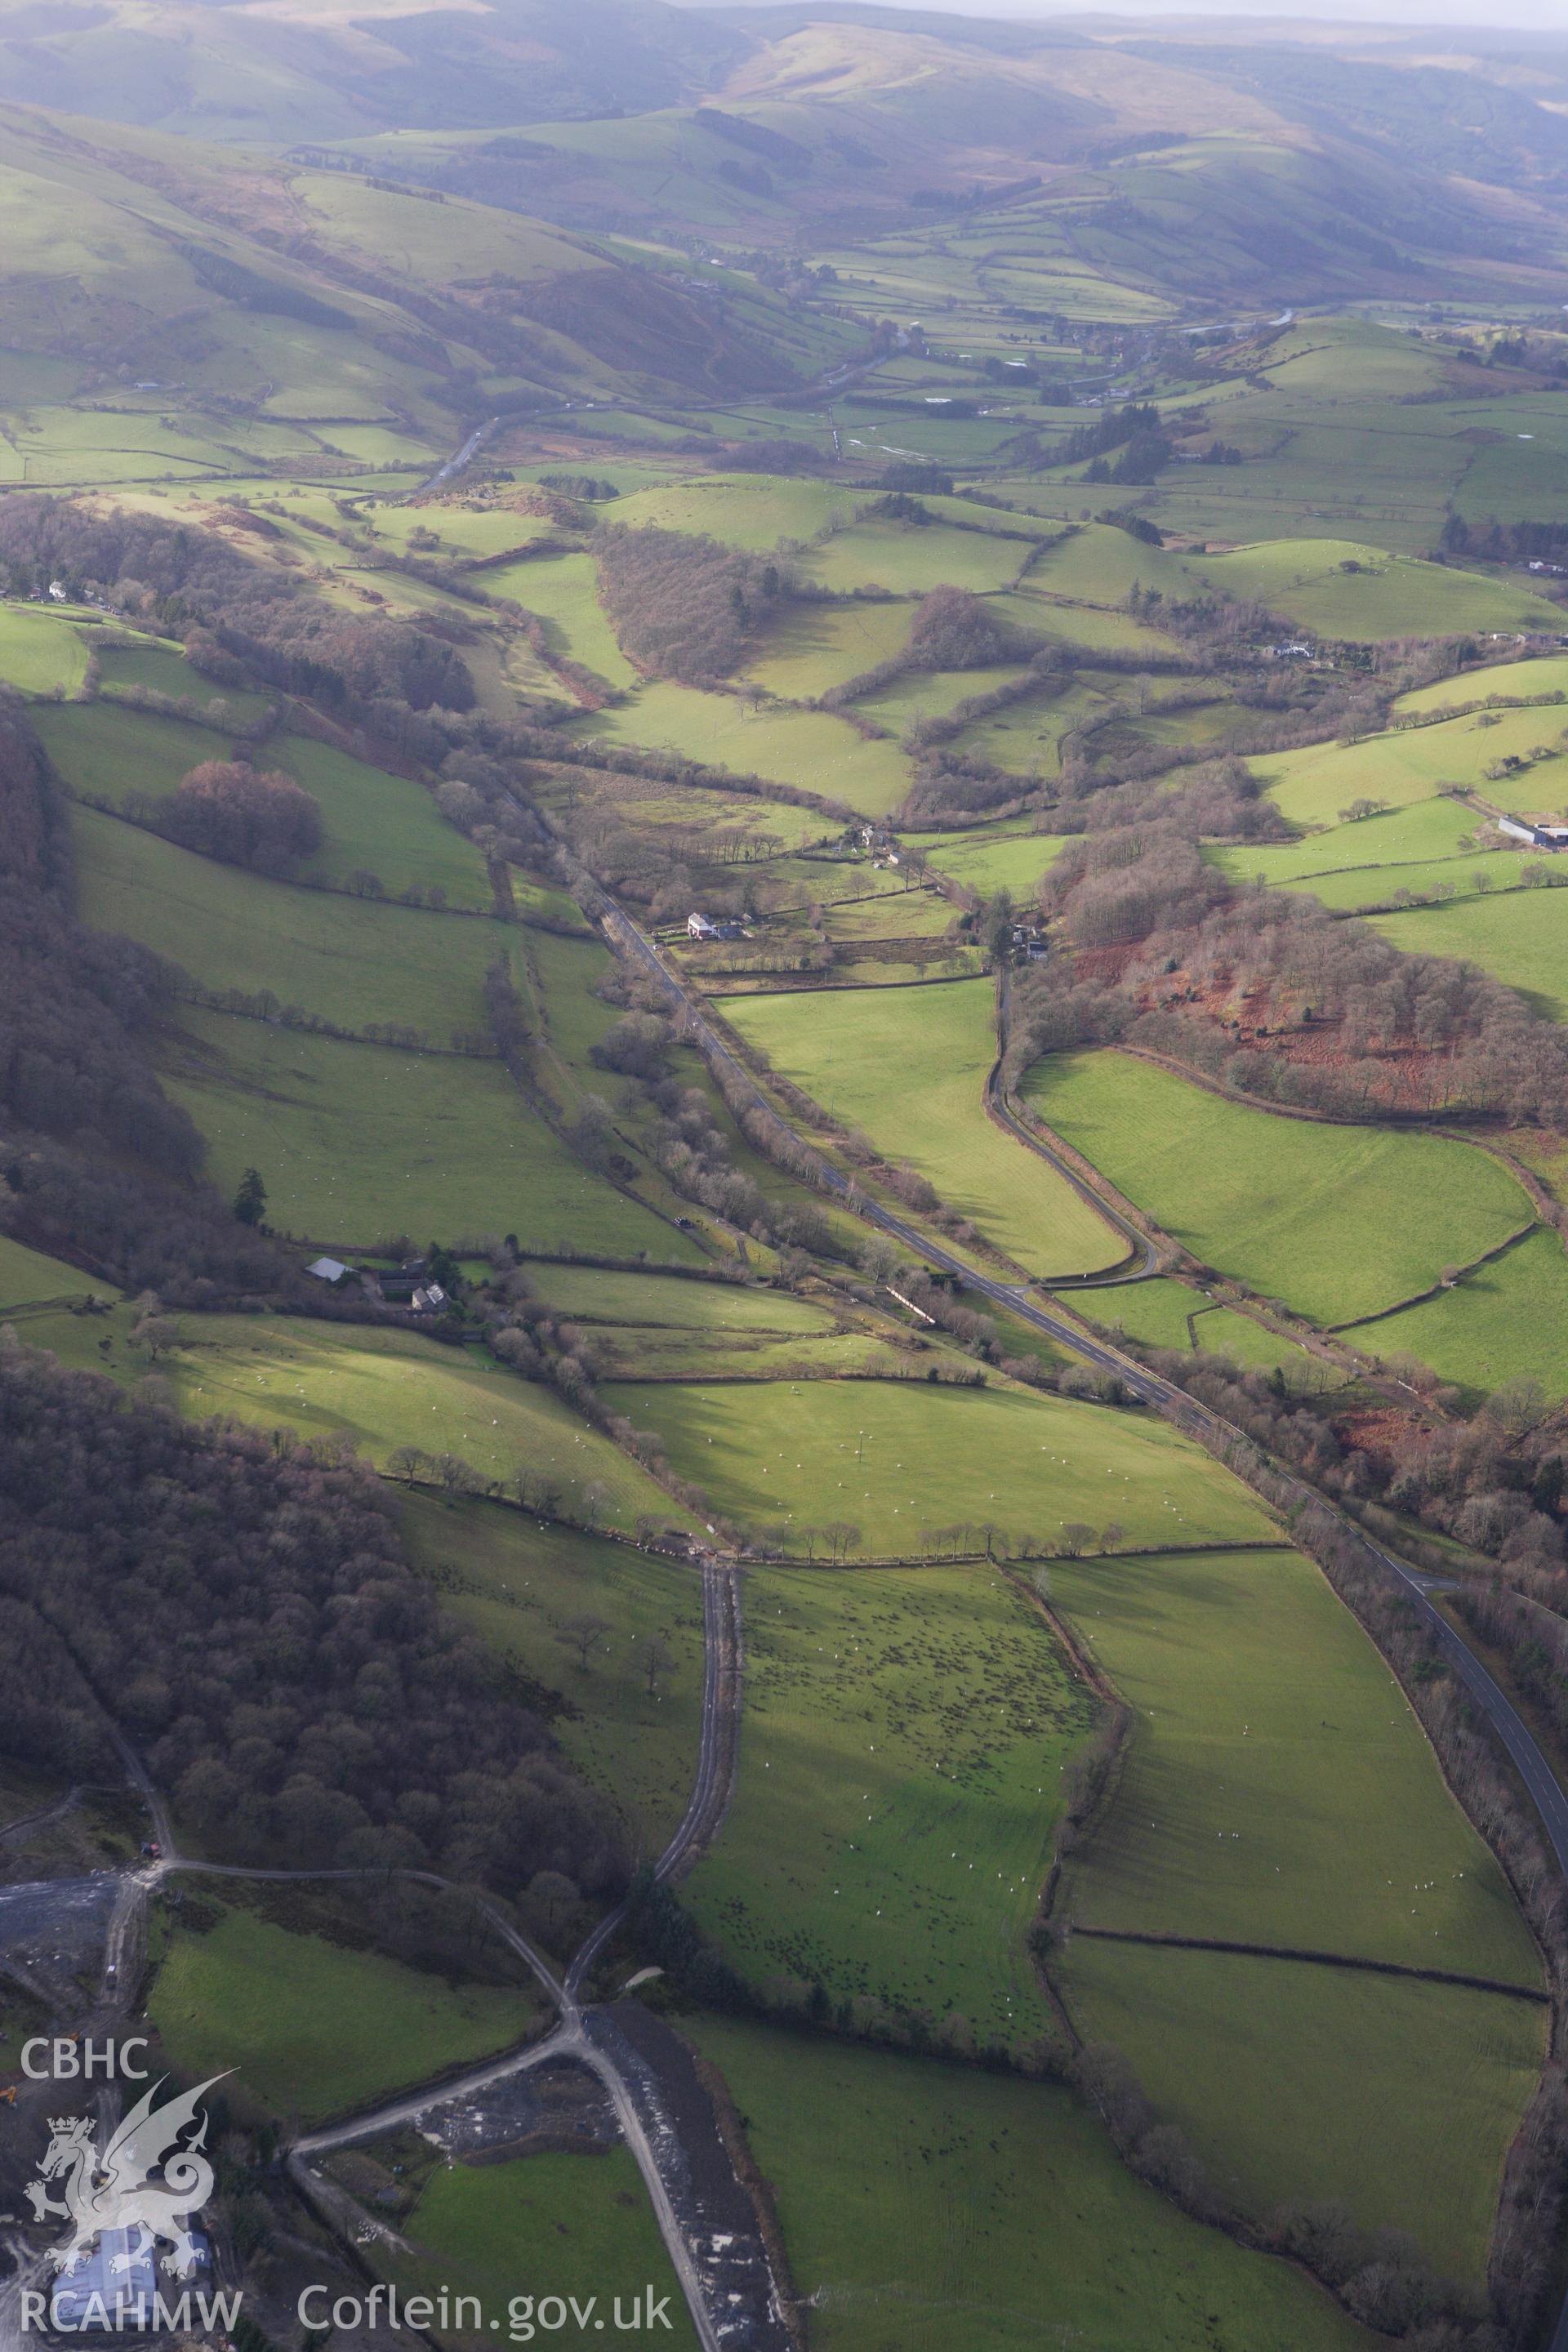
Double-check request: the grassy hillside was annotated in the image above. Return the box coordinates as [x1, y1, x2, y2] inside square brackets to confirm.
[1049, 1542, 1544, 2270]
[377, 2150, 697, 2352]
[164, 1316, 688, 1534]
[399, 1494, 705, 1855]
[1062, 1940, 1542, 2282]
[691, 2020, 1377, 2352]
[1349, 1226, 1568, 1403]
[1025, 1050, 1530, 1325]
[149, 1900, 539, 2122]
[0, 101, 840, 493]
[686, 1559, 1093, 2042]
[606, 1374, 1278, 1555]
[724, 981, 1125, 1278]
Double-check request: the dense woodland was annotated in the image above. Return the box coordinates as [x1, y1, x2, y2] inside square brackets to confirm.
[0, 685, 313, 1300]
[0, 495, 475, 727]
[1006, 761, 1568, 1127]
[0, 1340, 627, 1906]
[595, 523, 793, 684]
[147, 761, 324, 875]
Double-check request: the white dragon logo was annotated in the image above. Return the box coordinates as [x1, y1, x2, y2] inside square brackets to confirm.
[24, 2075, 229, 2279]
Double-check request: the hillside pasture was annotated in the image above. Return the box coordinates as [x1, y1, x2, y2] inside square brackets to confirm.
[691, 2020, 1376, 2352]
[485, 552, 639, 688]
[849, 662, 1033, 737]
[69, 803, 509, 1038]
[948, 675, 1120, 776]
[39, 666, 461, 914]
[1210, 793, 1481, 884]
[167, 1318, 684, 1534]
[1059, 1940, 1542, 2283]
[585, 1325, 906, 1381]
[94, 637, 272, 721]
[33, 701, 233, 806]
[604, 1377, 1279, 1557]
[522, 1265, 833, 1331]
[1277, 851, 1526, 913]
[0, 605, 91, 696]
[1397, 657, 1568, 719]
[381, 2151, 696, 2352]
[0, 1233, 102, 1310]
[688, 1561, 1090, 2042]
[605, 475, 858, 550]
[1050, 1547, 1538, 1980]
[1022, 528, 1563, 642]
[800, 519, 1032, 598]
[1346, 1226, 1568, 1402]
[1255, 706, 1568, 831]
[743, 599, 913, 698]
[913, 827, 1069, 898]
[724, 980, 1125, 1278]
[572, 683, 911, 817]
[1025, 1051, 1529, 1324]
[398, 1494, 703, 1853]
[1202, 541, 1561, 642]
[149, 1902, 539, 2123]
[159, 1009, 683, 1260]
[1089, 1277, 1319, 1380]
[1372, 888, 1568, 1022]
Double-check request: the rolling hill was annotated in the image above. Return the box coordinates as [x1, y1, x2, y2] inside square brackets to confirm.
[0, 102, 853, 485]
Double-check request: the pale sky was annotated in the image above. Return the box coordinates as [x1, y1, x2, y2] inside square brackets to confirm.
[712, 0, 1568, 28]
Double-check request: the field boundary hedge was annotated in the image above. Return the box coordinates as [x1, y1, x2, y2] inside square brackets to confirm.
[1328, 1218, 1541, 1334]
[1071, 1923, 1549, 2003]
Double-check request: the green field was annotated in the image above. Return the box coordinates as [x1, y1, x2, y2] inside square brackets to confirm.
[604, 1376, 1277, 1557]
[381, 2149, 697, 2351]
[0, 604, 91, 695]
[0, 1232, 100, 1308]
[724, 981, 1125, 1278]
[915, 829, 1069, 898]
[1348, 1226, 1568, 1401]
[1373, 888, 1568, 1022]
[1210, 794, 1483, 886]
[487, 553, 639, 688]
[1255, 707, 1568, 831]
[1022, 528, 1566, 642]
[160, 1009, 684, 1259]
[687, 1561, 1092, 2042]
[802, 519, 1031, 598]
[1048, 1540, 1545, 2273]
[1397, 656, 1568, 718]
[1089, 1276, 1317, 1379]
[607, 475, 858, 550]
[1060, 1940, 1543, 2282]
[39, 701, 492, 907]
[399, 1494, 703, 1855]
[95, 637, 273, 722]
[743, 599, 913, 698]
[693, 2020, 1375, 2352]
[522, 1265, 834, 1332]
[849, 662, 1031, 737]
[1051, 1548, 1538, 1979]
[1276, 851, 1526, 913]
[575, 682, 911, 817]
[149, 1903, 538, 2122]
[1025, 1051, 1530, 1323]
[71, 801, 508, 1037]
[164, 1316, 686, 1534]
[34, 700, 233, 804]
